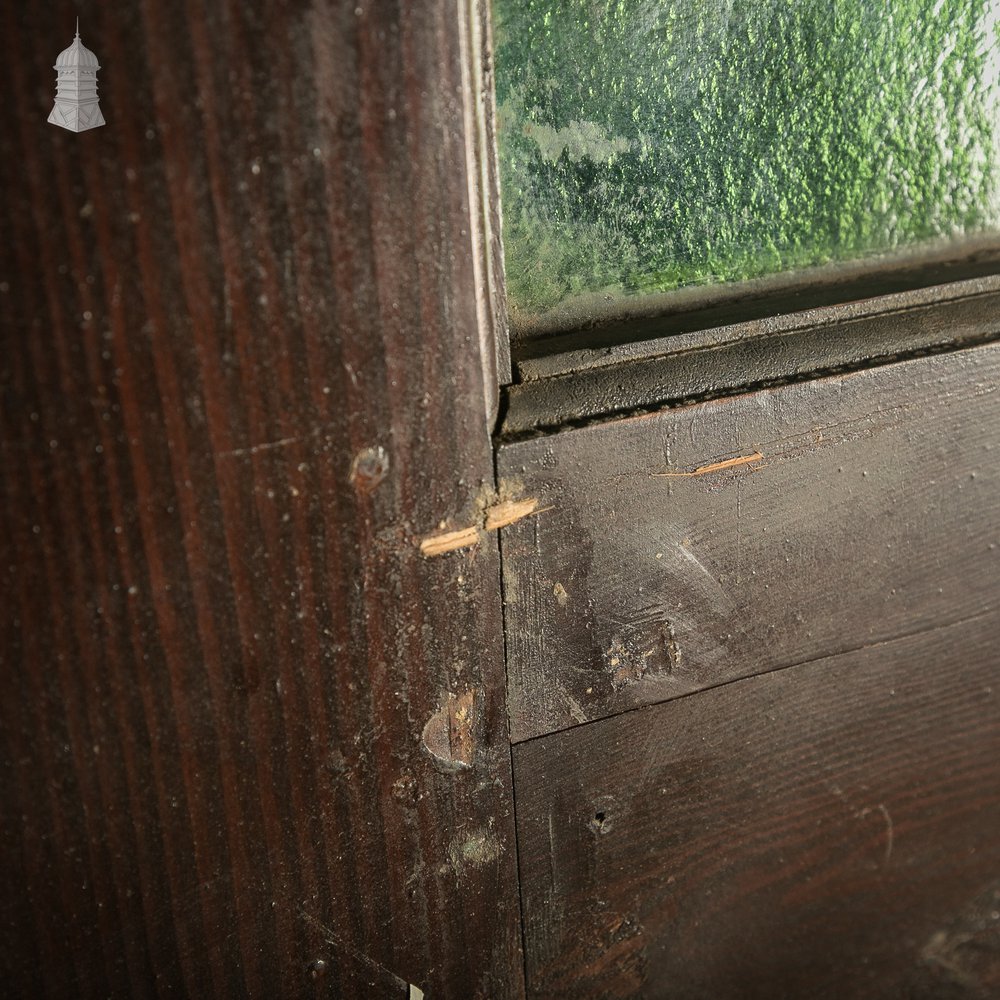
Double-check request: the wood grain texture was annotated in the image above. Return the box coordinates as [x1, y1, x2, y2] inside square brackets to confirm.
[499, 344, 1000, 742]
[514, 611, 1000, 999]
[0, 2, 522, 997]
[474, 0, 514, 390]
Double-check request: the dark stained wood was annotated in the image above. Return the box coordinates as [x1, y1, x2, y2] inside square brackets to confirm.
[510, 235, 1000, 348]
[514, 610, 1000, 999]
[499, 343, 1000, 743]
[503, 277, 1000, 438]
[515, 273, 1000, 383]
[0, 2, 522, 997]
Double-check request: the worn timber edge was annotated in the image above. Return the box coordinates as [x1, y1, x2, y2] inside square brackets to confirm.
[499, 275, 1000, 440]
[470, 0, 513, 392]
[518, 273, 1000, 381]
[510, 238, 1000, 350]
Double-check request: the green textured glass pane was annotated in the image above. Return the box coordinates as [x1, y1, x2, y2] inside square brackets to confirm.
[494, 0, 1000, 328]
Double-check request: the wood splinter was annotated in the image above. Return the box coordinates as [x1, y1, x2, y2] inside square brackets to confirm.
[419, 526, 482, 558]
[654, 450, 764, 478]
[484, 497, 541, 532]
[419, 497, 545, 557]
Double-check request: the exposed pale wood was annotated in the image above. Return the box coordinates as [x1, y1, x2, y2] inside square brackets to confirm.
[514, 611, 1000, 999]
[419, 495, 542, 555]
[0, 2, 521, 997]
[655, 450, 764, 477]
[499, 344, 1000, 743]
[484, 497, 540, 531]
[420, 526, 484, 558]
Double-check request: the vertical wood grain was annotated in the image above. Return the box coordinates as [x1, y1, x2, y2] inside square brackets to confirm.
[0, 2, 522, 997]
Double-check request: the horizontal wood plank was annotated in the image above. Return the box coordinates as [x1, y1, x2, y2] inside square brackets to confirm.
[514, 610, 1000, 998]
[499, 344, 1000, 742]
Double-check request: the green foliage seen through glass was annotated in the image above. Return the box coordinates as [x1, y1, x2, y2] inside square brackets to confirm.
[493, 0, 1000, 327]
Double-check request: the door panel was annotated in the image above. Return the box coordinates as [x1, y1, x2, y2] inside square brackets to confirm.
[499, 345, 1000, 743]
[514, 607, 1000, 999]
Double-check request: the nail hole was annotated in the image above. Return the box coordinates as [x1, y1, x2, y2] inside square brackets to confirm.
[590, 809, 613, 835]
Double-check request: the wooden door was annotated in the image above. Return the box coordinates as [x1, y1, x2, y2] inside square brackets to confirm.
[3, 3, 999, 999]
[1, 3, 521, 997]
[500, 337, 1000, 998]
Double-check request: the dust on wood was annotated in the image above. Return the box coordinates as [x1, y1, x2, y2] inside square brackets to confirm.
[654, 450, 764, 478]
[922, 880, 1000, 993]
[447, 827, 500, 871]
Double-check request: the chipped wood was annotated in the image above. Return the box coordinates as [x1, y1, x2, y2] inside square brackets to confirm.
[485, 497, 540, 531]
[654, 450, 764, 478]
[419, 526, 483, 557]
[422, 690, 477, 771]
[419, 495, 547, 557]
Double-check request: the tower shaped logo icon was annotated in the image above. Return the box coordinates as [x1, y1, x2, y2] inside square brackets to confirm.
[48, 19, 106, 132]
